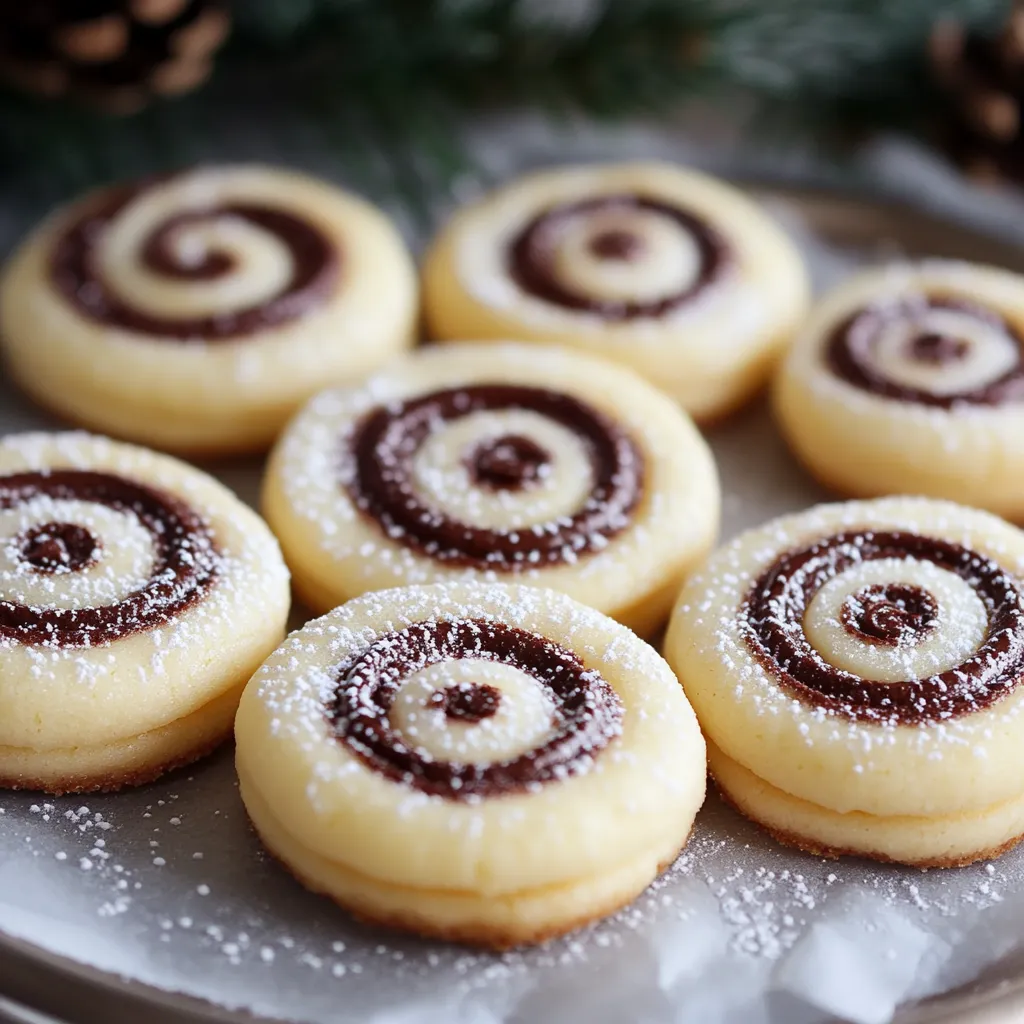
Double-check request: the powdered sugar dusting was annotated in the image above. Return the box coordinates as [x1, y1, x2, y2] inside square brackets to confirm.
[3, 192, 1024, 1024]
[0, 764, 1017, 1024]
[268, 342, 717, 625]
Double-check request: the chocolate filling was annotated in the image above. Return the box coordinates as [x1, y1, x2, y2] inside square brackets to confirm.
[742, 530, 1024, 722]
[466, 434, 551, 491]
[588, 229, 644, 261]
[50, 182, 338, 340]
[328, 618, 623, 799]
[840, 583, 938, 647]
[0, 470, 218, 647]
[18, 521, 100, 574]
[508, 195, 730, 318]
[827, 296, 1024, 406]
[345, 384, 643, 571]
[908, 332, 970, 365]
[429, 682, 502, 723]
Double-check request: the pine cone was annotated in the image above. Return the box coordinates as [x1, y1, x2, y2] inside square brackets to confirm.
[931, 3, 1024, 181]
[0, 0, 230, 114]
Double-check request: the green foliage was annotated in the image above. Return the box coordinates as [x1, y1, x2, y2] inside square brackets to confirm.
[0, 0, 1012, 205]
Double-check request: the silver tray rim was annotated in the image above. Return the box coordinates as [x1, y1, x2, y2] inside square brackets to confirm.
[3, 183, 1024, 1024]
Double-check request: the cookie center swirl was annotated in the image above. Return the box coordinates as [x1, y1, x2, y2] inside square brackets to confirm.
[328, 618, 623, 799]
[429, 682, 502, 723]
[840, 583, 938, 647]
[466, 434, 551, 491]
[346, 384, 644, 571]
[0, 470, 218, 647]
[742, 530, 1024, 722]
[141, 212, 237, 280]
[18, 522, 100, 575]
[50, 183, 339, 340]
[908, 332, 970, 365]
[508, 195, 730, 318]
[827, 296, 1024, 405]
[589, 229, 644, 261]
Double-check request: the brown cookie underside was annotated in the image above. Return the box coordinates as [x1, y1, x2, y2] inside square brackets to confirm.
[252, 818, 688, 951]
[0, 727, 232, 797]
[711, 773, 1024, 869]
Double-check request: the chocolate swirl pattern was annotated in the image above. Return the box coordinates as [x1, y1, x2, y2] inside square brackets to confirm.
[508, 195, 731, 319]
[0, 432, 291, 796]
[329, 618, 623, 800]
[266, 343, 719, 633]
[0, 470, 219, 648]
[235, 582, 707, 946]
[839, 583, 938, 647]
[0, 165, 419, 455]
[423, 162, 810, 421]
[344, 383, 644, 572]
[827, 295, 1024, 407]
[51, 184, 338, 341]
[775, 264, 1024, 519]
[741, 529, 1024, 723]
[666, 498, 1024, 867]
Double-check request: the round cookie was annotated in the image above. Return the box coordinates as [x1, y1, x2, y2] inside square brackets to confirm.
[263, 343, 719, 636]
[665, 496, 1024, 867]
[0, 165, 417, 455]
[0, 431, 290, 794]
[775, 261, 1024, 519]
[422, 162, 809, 420]
[235, 581, 706, 947]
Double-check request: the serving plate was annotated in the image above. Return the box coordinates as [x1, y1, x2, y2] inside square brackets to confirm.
[2, 186, 1024, 1024]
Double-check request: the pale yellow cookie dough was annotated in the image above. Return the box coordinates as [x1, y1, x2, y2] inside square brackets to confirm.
[263, 343, 720, 635]
[664, 497, 1024, 867]
[0, 166, 417, 455]
[423, 162, 809, 420]
[775, 261, 1024, 519]
[235, 582, 706, 947]
[0, 432, 290, 793]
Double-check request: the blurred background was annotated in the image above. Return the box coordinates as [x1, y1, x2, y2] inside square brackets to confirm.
[1, 0, 1024, 237]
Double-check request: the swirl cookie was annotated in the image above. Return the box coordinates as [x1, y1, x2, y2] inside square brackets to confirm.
[423, 162, 809, 420]
[0, 432, 290, 794]
[665, 496, 1024, 867]
[236, 582, 706, 947]
[263, 343, 719, 635]
[0, 166, 417, 455]
[775, 262, 1024, 518]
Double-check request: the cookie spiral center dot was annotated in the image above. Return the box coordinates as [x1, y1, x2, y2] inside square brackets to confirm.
[840, 583, 939, 647]
[466, 434, 551, 491]
[18, 522, 100, 574]
[589, 229, 644, 261]
[429, 682, 502, 723]
[142, 215, 237, 280]
[909, 332, 970, 365]
[330, 618, 623, 798]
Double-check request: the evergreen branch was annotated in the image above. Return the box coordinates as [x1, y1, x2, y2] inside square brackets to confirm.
[0, 0, 1013, 212]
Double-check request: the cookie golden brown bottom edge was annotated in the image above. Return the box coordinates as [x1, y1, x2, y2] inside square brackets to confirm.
[0, 684, 244, 796]
[238, 776, 693, 951]
[708, 745, 1024, 869]
[283, 557, 698, 644]
[4, 363, 284, 460]
[771, 428, 1024, 526]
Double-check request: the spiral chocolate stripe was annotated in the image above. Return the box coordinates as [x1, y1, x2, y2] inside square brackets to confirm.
[508, 195, 730, 318]
[345, 384, 644, 571]
[742, 530, 1024, 723]
[827, 296, 1024, 406]
[839, 583, 938, 647]
[328, 618, 623, 799]
[50, 185, 339, 340]
[0, 470, 218, 647]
